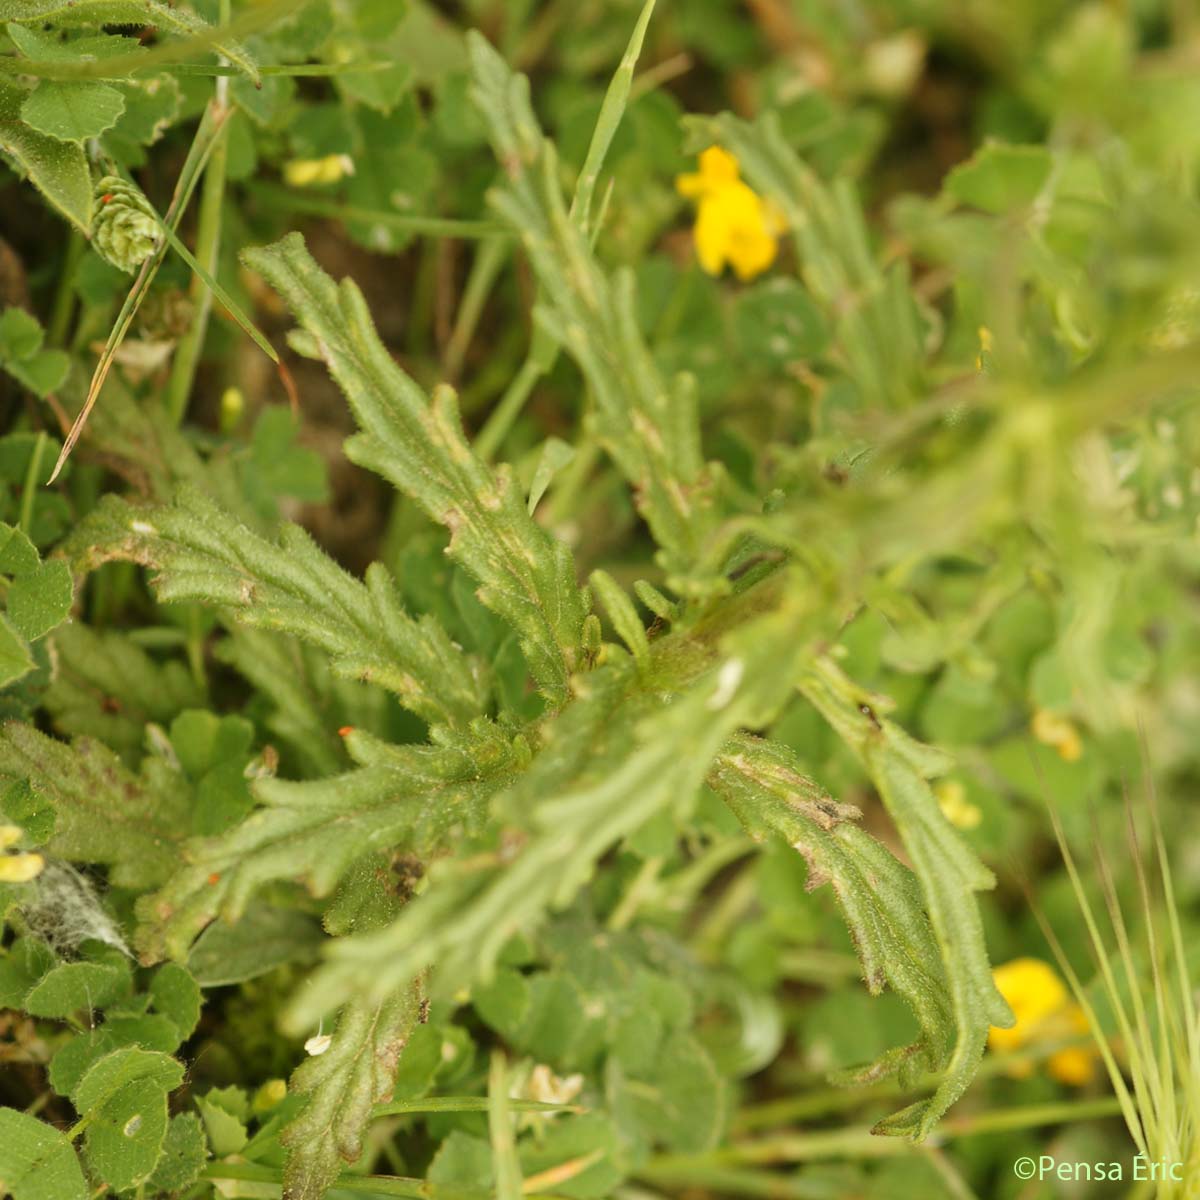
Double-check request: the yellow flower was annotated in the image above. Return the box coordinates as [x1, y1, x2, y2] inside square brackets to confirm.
[934, 779, 982, 830]
[0, 823, 43, 882]
[1031, 709, 1083, 762]
[989, 957, 1098, 1085]
[0, 851, 44, 883]
[676, 146, 783, 281]
[1048, 1004, 1099, 1086]
[283, 154, 354, 188]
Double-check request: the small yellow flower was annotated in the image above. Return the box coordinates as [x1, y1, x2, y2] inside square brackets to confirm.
[283, 154, 354, 188]
[676, 146, 784, 281]
[989, 957, 1098, 1085]
[990, 958, 1068, 1056]
[1047, 1004, 1099, 1086]
[1031, 709, 1084, 762]
[934, 779, 982, 830]
[0, 852, 44, 883]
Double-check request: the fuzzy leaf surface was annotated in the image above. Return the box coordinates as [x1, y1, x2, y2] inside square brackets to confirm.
[42, 624, 203, 765]
[71, 488, 486, 729]
[710, 734, 954, 1101]
[136, 729, 519, 962]
[242, 233, 589, 707]
[0, 1, 259, 82]
[72, 1047, 182, 1191]
[281, 980, 423, 1200]
[469, 33, 719, 589]
[0, 723, 188, 888]
[0, 78, 92, 231]
[797, 658, 1012, 1138]
[20, 81, 125, 143]
[287, 589, 814, 1030]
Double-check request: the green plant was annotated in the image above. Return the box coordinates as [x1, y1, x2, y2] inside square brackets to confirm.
[1, 2, 1199, 1199]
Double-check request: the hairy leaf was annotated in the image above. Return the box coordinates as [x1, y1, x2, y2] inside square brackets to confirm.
[144, 1113, 207, 1194]
[0, 614, 34, 688]
[42, 623, 203, 766]
[0, 78, 92, 231]
[72, 1045, 183, 1113]
[242, 233, 589, 707]
[797, 657, 1012, 1138]
[469, 33, 720, 591]
[0, 1, 259, 83]
[136, 729, 519, 962]
[20, 81, 125, 143]
[71, 487, 487, 729]
[72, 1047, 182, 1191]
[710, 734, 954, 1095]
[24, 960, 125, 1017]
[286, 590, 814, 1031]
[281, 979, 424, 1200]
[82, 1076, 169, 1191]
[0, 723, 188, 888]
[7, 558, 72, 641]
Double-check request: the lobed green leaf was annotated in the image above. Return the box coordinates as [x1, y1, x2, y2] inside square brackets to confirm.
[136, 731, 519, 963]
[0, 77, 91, 230]
[71, 487, 487, 730]
[469, 33, 721, 591]
[242, 233, 590, 707]
[0, 723, 188, 889]
[0, 1, 259, 83]
[281, 980, 424, 1200]
[797, 657, 1012, 1138]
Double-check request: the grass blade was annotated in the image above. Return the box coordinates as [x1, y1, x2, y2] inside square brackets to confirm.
[49, 102, 231, 481]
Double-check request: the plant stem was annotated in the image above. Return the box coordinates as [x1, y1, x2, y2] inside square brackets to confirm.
[774, 946, 865, 985]
[202, 1162, 428, 1197]
[19, 432, 46, 535]
[606, 854, 663, 931]
[444, 236, 509, 380]
[691, 859, 759, 959]
[474, 355, 543, 461]
[940, 1096, 1125, 1137]
[639, 1160, 899, 1198]
[185, 605, 208, 693]
[661, 1096, 1128, 1176]
[46, 232, 84, 348]
[164, 2, 231, 427]
[373, 1097, 579, 1117]
[248, 183, 506, 239]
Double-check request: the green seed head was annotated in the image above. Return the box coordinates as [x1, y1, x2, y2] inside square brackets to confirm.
[92, 176, 160, 274]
